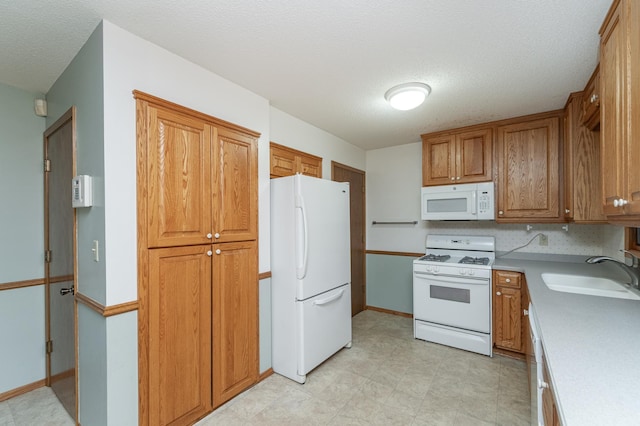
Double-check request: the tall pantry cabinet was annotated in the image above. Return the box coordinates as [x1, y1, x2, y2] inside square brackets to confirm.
[135, 91, 259, 425]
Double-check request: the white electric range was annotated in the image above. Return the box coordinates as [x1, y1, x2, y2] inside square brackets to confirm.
[413, 235, 495, 356]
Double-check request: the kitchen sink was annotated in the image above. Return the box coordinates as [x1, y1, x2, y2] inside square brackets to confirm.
[541, 273, 640, 300]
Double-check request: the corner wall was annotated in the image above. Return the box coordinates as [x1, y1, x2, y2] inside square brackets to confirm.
[0, 82, 47, 394]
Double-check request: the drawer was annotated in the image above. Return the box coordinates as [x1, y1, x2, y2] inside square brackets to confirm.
[493, 270, 522, 288]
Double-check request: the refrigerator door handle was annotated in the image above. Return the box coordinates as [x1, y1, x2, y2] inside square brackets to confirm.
[313, 289, 345, 306]
[295, 194, 309, 279]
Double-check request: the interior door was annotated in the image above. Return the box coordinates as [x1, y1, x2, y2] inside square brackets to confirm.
[44, 109, 76, 420]
[332, 162, 366, 315]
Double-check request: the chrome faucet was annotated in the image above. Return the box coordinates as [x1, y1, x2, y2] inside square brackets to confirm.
[585, 250, 640, 288]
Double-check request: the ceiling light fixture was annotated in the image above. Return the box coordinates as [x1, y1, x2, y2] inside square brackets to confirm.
[384, 82, 431, 111]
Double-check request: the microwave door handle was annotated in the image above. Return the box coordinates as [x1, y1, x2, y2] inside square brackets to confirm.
[471, 191, 477, 215]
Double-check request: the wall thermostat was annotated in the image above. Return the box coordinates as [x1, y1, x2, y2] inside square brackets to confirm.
[72, 175, 93, 208]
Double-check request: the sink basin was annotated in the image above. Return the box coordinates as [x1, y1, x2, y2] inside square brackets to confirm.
[541, 273, 640, 300]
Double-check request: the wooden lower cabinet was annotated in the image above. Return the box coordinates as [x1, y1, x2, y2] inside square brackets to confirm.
[147, 245, 213, 426]
[212, 240, 259, 407]
[493, 270, 525, 354]
[143, 241, 258, 424]
[542, 353, 561, 426]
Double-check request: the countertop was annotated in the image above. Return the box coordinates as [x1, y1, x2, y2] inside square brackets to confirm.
[493, 254, 640, 426]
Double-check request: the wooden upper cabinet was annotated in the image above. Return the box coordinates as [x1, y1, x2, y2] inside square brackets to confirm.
[563, 92, 605, 223]
[212, 240, 258, 407]
[581, 65, 600, 130]
[142, 97, 258, 247]
[146, 105, 213, 248]
[270, 142, 322, 178]
[600, 0, 640, 220]
[422, 128, 492, 186]
[213, 127, 258, 243]
[496, 115, 561, 222]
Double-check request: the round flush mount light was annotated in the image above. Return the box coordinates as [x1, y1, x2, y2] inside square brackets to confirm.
[384, 82, 431, 111]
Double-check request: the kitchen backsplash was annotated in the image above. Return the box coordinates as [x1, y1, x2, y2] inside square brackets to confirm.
[426, 222, 608, 256]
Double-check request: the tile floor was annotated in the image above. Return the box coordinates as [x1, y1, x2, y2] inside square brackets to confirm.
[197, 309, 530, 425]
[1, 309, 530, 425]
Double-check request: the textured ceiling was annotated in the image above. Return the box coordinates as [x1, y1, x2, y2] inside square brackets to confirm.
[0, 0, 612, 150]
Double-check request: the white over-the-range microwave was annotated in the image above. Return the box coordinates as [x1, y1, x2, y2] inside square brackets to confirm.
[421, 182, 495, 220]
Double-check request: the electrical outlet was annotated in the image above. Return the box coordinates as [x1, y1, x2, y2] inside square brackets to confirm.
[539, 234, 548, 246]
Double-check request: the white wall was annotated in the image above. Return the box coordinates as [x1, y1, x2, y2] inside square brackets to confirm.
[270, 108, 366, 176]
[0, 82, 47, 394]
[366, 141, 622, 255]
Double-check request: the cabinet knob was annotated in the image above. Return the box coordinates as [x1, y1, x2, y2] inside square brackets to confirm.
[505, 278, 511, 283]
[214, 233, 220, 239]
[456, 176, 460, 180]
[215, 249, 221, 255]
[496, 291, 502, 296]
[538, 380, 549, 390]
[207, 250, 212, 256]
[450, 177, 455, 181]
[565, 208, 570, 214]
[613, 198, 628, 207]
[207, 233, 213, 239]
[498, 210, 504, 215]
[590, 94, 599, 104]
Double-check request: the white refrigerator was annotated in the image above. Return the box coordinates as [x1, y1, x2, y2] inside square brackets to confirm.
[271, 174, 352, 384]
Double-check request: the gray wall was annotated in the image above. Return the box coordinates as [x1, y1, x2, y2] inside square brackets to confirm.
[0, 82, 46, 393]
[46, 23, 106, 425]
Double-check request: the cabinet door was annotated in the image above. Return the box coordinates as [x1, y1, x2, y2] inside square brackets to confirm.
[623, 1, 640, 216]
[148, 246, 212, 425]
[270, 143, 297, 178]
[212, 241, 258, 407]
[494, 286, 523, 353]
[298, 154, 322, 178]
[455, 128, 492, 183]
[146, 105, 213, 248]
[422, 135, 456, 186]
[600, 4, 626, 216]
[496, 117, 560, 221]
[564, 94, 606, 223]
[212, 127, 258, 242]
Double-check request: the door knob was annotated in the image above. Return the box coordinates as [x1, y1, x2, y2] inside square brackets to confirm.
[60, 287, 75, 296]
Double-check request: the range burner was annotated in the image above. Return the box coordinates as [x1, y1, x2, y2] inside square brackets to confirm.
[459, 256, 490, 265]
[419, 254, 451, 262]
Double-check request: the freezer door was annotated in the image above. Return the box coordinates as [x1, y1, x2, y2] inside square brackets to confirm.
[295, 175, 351, 300]
[297, 284, 352, 376]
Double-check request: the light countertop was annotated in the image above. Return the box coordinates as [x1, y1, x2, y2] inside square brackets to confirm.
[493, 254, 640, 426]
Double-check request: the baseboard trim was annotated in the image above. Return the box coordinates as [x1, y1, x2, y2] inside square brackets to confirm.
[50, 368, 75, 384]
[493, 347, 526, 360]
[258, 368, 273, 382]
[0, 379, 46, 402]
[365, 305, 412, 318]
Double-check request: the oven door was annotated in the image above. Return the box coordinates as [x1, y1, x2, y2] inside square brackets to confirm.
[413, 271, 490, 333]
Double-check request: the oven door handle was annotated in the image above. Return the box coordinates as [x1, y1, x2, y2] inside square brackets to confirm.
[414, 271, 489, 285]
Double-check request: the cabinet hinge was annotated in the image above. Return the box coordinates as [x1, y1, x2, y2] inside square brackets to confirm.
[523, 309, 529, 316]
[44, 159, 51, 172]
[44, 250, 52, 263]
[46, 340, 53, 354]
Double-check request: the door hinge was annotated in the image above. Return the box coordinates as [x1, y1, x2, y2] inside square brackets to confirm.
[44, 159, 51, 172]
[44, 250, 52, 263]
[46, 340, 53, 354]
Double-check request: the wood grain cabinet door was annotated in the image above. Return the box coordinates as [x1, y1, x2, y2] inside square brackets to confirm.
[422, 135, 456, 186]
[455, 128, 492, 183]
[147, 245, 212, 426]
[496, 116, 561, 221]
[212, 241, 258, 407]
[212, 127, 258, 243]
[494, 285, 523, 352]
[600, 3, 626, 217]
[146, 105, 213, 248]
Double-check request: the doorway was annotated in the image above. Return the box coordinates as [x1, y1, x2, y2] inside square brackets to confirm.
[43, 107, 77, 421]
[331, 162, 366, 316]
